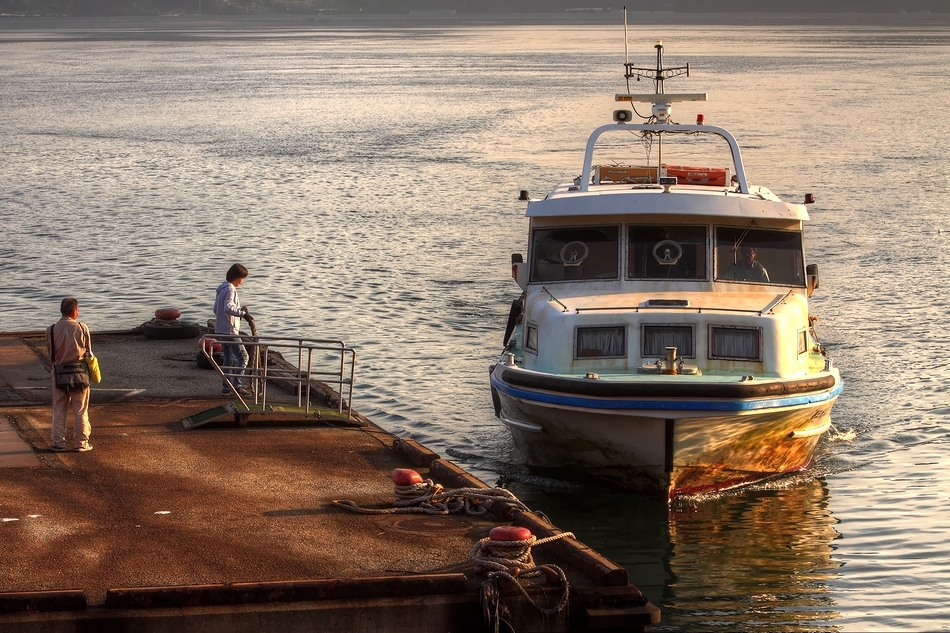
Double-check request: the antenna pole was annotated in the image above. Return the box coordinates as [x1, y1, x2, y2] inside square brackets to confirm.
[623, 7, 630, 93]
[624, 40, 690, 95]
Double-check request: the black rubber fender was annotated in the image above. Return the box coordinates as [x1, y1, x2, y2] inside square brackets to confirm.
[142, 321, 201, 340]
[196, 351, 225, 370]
[503, 294, 524, 346]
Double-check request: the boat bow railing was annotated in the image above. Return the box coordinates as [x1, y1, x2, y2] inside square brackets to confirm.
[573, 292, 796, 317]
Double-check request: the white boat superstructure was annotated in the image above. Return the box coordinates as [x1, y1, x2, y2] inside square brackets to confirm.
[489, 44, 841, 499]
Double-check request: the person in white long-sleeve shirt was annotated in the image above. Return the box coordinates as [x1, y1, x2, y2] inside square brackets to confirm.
[214, 263, 250, 395]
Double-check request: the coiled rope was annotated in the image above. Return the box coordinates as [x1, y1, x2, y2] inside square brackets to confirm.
[474, 527, 574, 631]
[332, 469, 572, 631]
[333, 476, 530, 516]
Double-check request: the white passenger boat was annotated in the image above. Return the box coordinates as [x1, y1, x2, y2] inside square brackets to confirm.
[489, 44, 842, 499]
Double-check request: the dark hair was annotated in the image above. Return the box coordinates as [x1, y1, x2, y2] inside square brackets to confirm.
[60, 297, 78, 316]
[226, 264, 249, 283]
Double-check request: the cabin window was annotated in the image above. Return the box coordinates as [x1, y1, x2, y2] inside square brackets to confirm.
[628, 225, 707, 280]
[714, 227, 805, 286]
[575, 326, 626, 358]
[530, 226, 620, 283]
[642, 325, 694, 358]
[709, 326, 762, 361]
[525, 324, 539, 353]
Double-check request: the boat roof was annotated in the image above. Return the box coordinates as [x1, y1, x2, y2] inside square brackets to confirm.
[526, 122, 809, 222]
[526, 184, 809, 221]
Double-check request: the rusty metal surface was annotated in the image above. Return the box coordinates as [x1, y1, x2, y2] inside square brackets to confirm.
[104, 574, 469, 609]
[0, 591, 87, 614]
[392, 437, 440, 467]
[0, 401, 485, 607]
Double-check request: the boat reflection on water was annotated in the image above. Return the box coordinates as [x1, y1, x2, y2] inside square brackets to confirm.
[665, 478, 842, 630]
[505, 476, 841, 631]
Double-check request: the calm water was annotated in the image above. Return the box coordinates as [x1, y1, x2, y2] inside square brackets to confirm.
[3, 18, 950, 631]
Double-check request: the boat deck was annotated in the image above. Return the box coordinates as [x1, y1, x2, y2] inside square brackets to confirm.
[0, 330, 658, 632]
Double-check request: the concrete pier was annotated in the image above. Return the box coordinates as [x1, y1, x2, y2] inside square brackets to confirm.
[0, 329, 658, 632]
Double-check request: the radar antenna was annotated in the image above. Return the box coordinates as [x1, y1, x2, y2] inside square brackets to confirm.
[624, 40, 689, 95]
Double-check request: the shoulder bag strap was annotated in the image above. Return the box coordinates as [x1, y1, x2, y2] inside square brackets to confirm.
[49, 323, 57, 365]
[81, 322, 92, 356]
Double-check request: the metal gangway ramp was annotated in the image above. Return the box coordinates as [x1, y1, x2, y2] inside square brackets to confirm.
[182, 334, 357, 430]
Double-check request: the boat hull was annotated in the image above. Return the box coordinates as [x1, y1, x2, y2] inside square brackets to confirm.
[490, 364, 841, 498]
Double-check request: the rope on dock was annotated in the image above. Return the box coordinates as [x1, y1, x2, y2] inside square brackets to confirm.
[332, 479, 531, 516]
[473, 531, 574, 628]
[332, 469, 571, 629]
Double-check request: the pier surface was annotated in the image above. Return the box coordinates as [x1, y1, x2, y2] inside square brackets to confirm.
[0, 329, 658, 632]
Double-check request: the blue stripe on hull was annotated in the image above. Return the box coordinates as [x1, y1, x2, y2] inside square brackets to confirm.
[490, 373, 843, 413]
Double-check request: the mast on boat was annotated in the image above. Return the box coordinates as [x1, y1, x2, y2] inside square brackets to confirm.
[614, 35, 707, 175]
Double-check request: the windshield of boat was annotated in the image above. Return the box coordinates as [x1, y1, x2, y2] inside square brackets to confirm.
[529, 225, 620, 282]
[628, 225, 707, 280]
[715, 227, 805, 286]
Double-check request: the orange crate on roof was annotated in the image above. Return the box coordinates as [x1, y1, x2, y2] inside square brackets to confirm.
[662, 164, 730, 187]
[595, 165, 658, 185]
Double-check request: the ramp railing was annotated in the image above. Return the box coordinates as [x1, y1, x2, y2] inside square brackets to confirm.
[202, 334, 356, 419]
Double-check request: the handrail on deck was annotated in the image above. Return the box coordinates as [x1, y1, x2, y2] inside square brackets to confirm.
[202, 334, 356, 419]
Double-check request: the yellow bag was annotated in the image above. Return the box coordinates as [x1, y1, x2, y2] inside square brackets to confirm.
[85, 354, 101, 384]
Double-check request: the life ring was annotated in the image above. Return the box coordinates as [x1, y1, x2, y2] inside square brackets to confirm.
[142, 320, 201, 340]
[490, 525, 533, 541]
[652, 239, 683, 266]
[559, 241, 589, 266]
[155, 308, 182, 321]
[391, 468, 423, 486]
[199, 337, 222, 353]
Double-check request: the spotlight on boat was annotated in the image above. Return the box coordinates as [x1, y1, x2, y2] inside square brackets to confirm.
[519, 190, 530, 201]
[613, 109, 633, 123]
[804, 193, 816, 204]
[659, 176, 677, 193]
[696, 113, 705, 125]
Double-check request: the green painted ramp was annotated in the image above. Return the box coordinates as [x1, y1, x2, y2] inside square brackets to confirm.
[181, 403, 354, 430]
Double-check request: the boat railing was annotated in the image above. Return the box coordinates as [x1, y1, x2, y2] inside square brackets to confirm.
[202, 334, 356, 418]
[574, 304, 782, 317]
[579, 123, 749, 195]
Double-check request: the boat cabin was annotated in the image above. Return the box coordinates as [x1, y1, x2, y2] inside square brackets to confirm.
[508, 122, 823, 383]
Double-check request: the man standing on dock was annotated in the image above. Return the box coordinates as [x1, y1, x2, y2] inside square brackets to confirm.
[46, 297, 93, 452]
[214, 264, 251, 396]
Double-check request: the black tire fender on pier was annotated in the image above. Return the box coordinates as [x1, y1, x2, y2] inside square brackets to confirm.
[196, 351, 225, 370]
[142, 321, 201, 340]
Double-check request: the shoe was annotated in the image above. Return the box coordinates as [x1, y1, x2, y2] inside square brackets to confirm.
[236, 387, 252, 397]
[50, 444, 67, 452]
[74, 444, 93, 452]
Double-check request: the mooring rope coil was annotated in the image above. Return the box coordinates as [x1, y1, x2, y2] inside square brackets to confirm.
[333, 478, 531, 516]
[473, 530, 575, 619]
[332, 468, 572, 629]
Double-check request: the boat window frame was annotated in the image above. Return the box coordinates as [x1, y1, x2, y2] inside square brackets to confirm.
[524, 322, 539, 354]
[574, 324, 627, 360]
[708, 325, 763, 362]
[797, 328, 809, 357]
[527, 223, 622, 284]
[713, 225, 806, 287]
[625, 223, 710, 282]
[640, 323, 696, 359]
